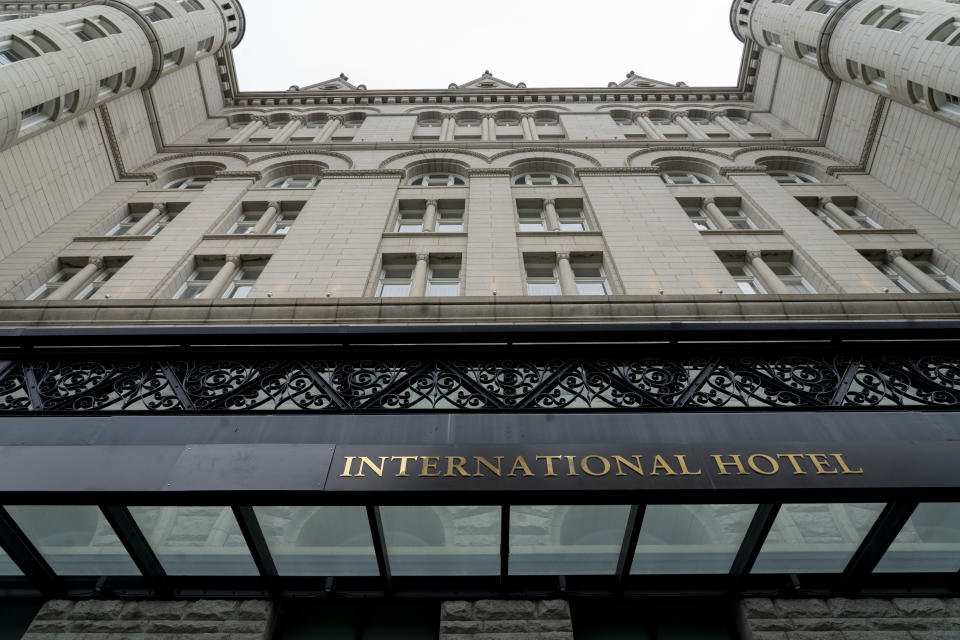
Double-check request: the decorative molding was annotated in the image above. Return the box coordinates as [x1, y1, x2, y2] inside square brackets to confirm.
[214, 170, 263, 180]
[467, 168, 512, 177]
[95, 106, 157, 182]
[321, 170, 405, 180]
[378, 148, 491, 169]
[718, 166, 770, 176]
[730, 145, 845, 163]
[576, 167, 659, 177]
[826, 95, 887, 176]
[246, 150, 354, 169]
[626, 146, 734, 166]
[489, 147, 602, 167]
[142, 151, 250, 169]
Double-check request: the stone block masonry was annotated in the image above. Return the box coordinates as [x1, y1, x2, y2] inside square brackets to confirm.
[739, 597, 960, 639]
[20, 599, 273, 640]
[440, 599, 574, 640]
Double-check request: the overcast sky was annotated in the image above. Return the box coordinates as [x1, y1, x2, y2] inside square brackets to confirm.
[232, 0, 744, 92]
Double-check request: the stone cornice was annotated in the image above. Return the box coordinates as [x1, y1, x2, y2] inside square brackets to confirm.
[575, 167, 659, 177]
[214, 170, 263, 180]
[320, 170, 405, 180]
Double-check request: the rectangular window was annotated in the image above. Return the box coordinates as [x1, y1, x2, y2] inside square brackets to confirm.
[807, 0, 839, 14]
[572, 260, 608, 295]
[719, 206, 758, 230]
[20, 99, 57, 130]
[915, 260, 960, 292]
[177, 0, 204, 11]
[270, 212, 297, 235]
[26, 32, 59, 53]
[847, 59, 861, 80]
[427, 260, 461, 297]
[685, 204, 714, 230]
[378, 263, 414, 297]
[763, 30, 782, 47]
[396, 210, 424, 232]
[840, 204, 881, 228]
[75, 267, 118, 300]
[94, 15, 120, 34]
[0, 39, 29, 66]
[437, 202, 464, 232]
[908, 81, 927, 105]
[176, 266, 219, 299]
[869, 257, 920, 293]
[797, 42, 818, 60]
[98, 73, 121, 97]
[928, 19, 960, 44]
[27, 266, 82, 300]
[228, 213, 260, 235]
[558, 206, 587, 231]
[140, 4, 173, 21]
[197, 36, 214, 53]
[807, 203, 842, 229]
[518, 206, 546, 231]
[864, 65, 886, 87]
[724, 261, 765, 294]
[68, 20, 105, 41]
[767, 261, 817, 293]
[525, 259, 559, 295]
[162, 48, 183, 69]
[933, 89, 960, 116]
[224, 266, 262, 299]
[879, 9, 918, 31]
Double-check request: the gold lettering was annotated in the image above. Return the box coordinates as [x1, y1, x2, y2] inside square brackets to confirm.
[339, 456, 356, 477]
[565, 455, 579, 476]
[748, 454, 779, 475]
[536, 455, 562, 477]
[832, 453, 864, 475]
[674, 454, 702, 476]
[777, 453, 808, 475]
[445, 456, 470, 477]
[651, 454, 678, 476]
[712, 454, 749, 475]
[356, 456, 388, 478]
[508, 455, 535, 477]
[581, 455, 611, 477]
[807, 453, 838, 475]
[613, 455, 644, 476]
[419, 456, 441, 477]
[474, 456, 503, 477]
[390, 455, 419, 477]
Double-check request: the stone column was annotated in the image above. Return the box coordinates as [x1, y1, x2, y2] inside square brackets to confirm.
[272, 116, 302, 144]
[126, 203, 165, 236]
[315, 115, 343, 143]
[543, 199, 561, 231]
[227, 117, 264, 144]
[820, 198, 861, 229]
[422, 200, 438, 232]
[673, 114, 709, 140]
[556, 252, 578, 295]
[713, 114, 751, 139]
[702, 198, 734, 229]
[481, 114, 495, 141]
[886, 250, 949, 293]
[410, 253, 429, 296]
[251, 201, 281, 234]
[440, 115, 456, 141]
[46, 256, 103, 301]
[634, 113, 664, 140]
[520, 115, 534, 140]
[524, 115, 540, 141]
[197, 255, 241, 300]
[746, 250, 790, 295]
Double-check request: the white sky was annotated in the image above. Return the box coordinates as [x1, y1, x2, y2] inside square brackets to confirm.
[232, 0, 744, 92]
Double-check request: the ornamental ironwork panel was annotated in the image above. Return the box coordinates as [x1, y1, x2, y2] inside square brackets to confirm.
[1, 351, 959, 412]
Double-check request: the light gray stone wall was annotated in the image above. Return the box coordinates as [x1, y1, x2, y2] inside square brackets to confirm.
[21, 599, 272, 639]
[740, 597, 960, 640]
[440, 599, 573, 640]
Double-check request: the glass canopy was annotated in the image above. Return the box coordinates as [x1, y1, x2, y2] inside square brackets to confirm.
[0, 501, 956, 589]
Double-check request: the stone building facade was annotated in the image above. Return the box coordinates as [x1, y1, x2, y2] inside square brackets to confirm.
[0, 0, 959, 638]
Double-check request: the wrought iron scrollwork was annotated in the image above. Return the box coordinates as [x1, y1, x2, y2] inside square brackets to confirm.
[0, 350, 957, 413]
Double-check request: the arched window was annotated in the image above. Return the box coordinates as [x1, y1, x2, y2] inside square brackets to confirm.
[407, 173, 466, 187]
[660, 171, 714, 185]
[266, 175, 320, 189]
[513, 173, 573, 186]
[163, 176, 213, 190]
[768, 170, 819, 184]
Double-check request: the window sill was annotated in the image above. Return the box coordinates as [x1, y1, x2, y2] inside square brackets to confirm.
[382, 232, 467, 238]
[516, 231, 603, 237]
[833, 227, 917, 235]
[203, 234, 287, 240]
[73, 235, 156, 242]
[699, 229, 784, 235]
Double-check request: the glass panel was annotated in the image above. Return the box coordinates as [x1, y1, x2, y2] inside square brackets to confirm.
[510, 505, 630, 575]
[381, 506, 499, 576]
[380, 283, 410, 296]
[129, 506, 258, 576]
[751, 503, 883, 573]
[253, 506, 378, 576]
[428, 282, 460, 296]
[528, 282, 559, 296]
[575, 282, 607, 295]
[0, 545, 21, 576]
[875, 503, 960, 573]
[632, 504, 757, 574]
[6, 505, 139, 575]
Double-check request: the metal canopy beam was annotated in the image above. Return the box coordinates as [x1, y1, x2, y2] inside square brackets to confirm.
[232, 506, 279, 592]
[100, 506, 169, 597]
[615, 504, 645, 594]
[367, 505, 391, 594]
[0, 507, 59, 595]
[729, 504, 780, 587]
[839, 502, 918, 594]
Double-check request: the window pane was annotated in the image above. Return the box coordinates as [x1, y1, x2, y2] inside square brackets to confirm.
[528, 282, 560, 295]
[875, 503, 960, 573]
[632, 504, 756, 574]
[6, 505, 140, 576]
[428, 282, 459, 296]
[751, 503, 883, 573]
[0, 545, 21, 576]
[575, 282, 607, 295]
[510, 505, 630, 575]
[382, 506, 500, 576]
[253, 506, 378, 576]
[128, 506, 259, 576]
[380, 283, 410, 296]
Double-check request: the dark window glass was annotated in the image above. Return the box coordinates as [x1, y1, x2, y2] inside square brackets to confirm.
[275, 600, 439, 640]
